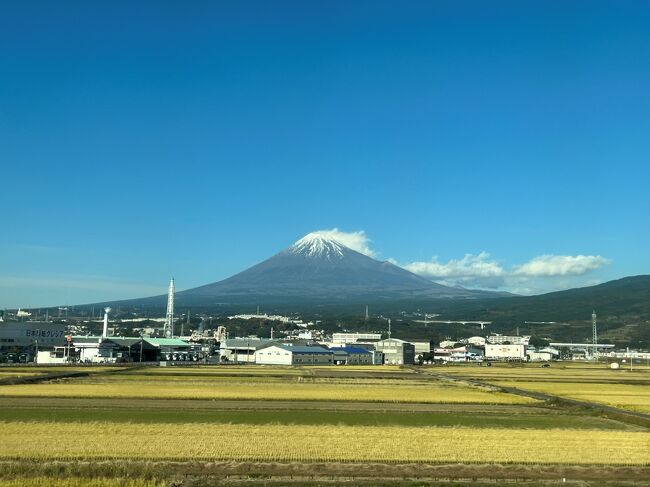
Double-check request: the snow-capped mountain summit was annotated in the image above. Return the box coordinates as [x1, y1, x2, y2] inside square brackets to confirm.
[103, 232, 506, 308]
[167, 232, 500, 305]
[288, 232, 346, 259]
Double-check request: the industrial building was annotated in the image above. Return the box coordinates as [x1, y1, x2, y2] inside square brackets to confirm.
[331, 332, 382, 345]
[255, 344, 333, 365]
[0, 321, 68, 363]
[411, 341, 431, 358]
[374, 338, 415, 365]
[219, 338, 276, 363]
[35, 336, 200, 364]
[526, 347, 560, 362]
[487, 334, 531, 345]
[433, 345, 483, 362]
[485, 343, 526, 361]
[328, 346, 380, 365]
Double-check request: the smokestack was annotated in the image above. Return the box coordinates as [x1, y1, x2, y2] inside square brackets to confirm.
[102, 307, 111, 338]
[164, 278, 175, 338]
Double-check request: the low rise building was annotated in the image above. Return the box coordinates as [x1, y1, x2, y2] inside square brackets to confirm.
[485, 343, 526, 360]
[331, 332, 382, 345]
[0, 321, 68, 363]
[328, 346, 375, 365]
[374, 338, 415, 365]
[433, 345, 483, 362]
[411, 341, 431, 358]
[219, 338, 276, 363]
[487, 334, 531, 345]
[466, 336, 486, 347]
[526, 347, 559, 362]
[255, 344, 333, 365]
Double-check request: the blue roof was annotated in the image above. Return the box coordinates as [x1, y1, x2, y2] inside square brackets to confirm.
[268, 344, 331, 354]
[289, 346, 331, 354]
[329, 346, 372, 354]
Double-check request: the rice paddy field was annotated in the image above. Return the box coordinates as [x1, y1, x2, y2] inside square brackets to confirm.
[438, 362, 650, 414]
[1, 363, 649, 486]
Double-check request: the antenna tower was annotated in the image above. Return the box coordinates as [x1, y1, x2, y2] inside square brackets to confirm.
[164, 278, 175, 338]
[592, 310, 597, 345]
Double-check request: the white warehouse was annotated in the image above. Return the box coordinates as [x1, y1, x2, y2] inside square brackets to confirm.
[255, 344, 334, 365]
[485, 343, 526, 360]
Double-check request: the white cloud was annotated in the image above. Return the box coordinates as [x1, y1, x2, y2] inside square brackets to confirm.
[311, 228, 377, 258]
[305, 229, 612, 295]
[398, 251, 610, 295]
[513, 255, 610, 277]
[403, 252, 505, 278]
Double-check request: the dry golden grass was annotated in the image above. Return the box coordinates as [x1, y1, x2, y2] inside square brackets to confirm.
[138, 364, 410, 377]
[440, 363, 650, 382]
[303, 365, 409, 372]
[0, 477, 161, 487]
[492, 380, 650, 414]
[1, 421, 648, 465]
[0, 380, 534, 404]
[142, 366, 305, 376]
[0, 479, 162, 487]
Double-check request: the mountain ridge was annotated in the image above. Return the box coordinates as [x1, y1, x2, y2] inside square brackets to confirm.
[94, 232, 507, 308]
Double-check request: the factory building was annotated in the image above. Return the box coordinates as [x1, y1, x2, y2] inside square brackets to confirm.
[255, 344, 333, 365]
[433, 345, 483, 363]
[219, 338, 276, 363]
[33, 336, 199, 364]
[526, 347, 560, 362]
[328, 346, 377, 365]
[467, 336, 486, 347]
[374, 338, 415, 365]
[0, 322, 68, 363]
[487, 334, 531, 345]
[331, 332, 382, 345]
[485, 343, 526, 361]
[411, 341, 431, 358]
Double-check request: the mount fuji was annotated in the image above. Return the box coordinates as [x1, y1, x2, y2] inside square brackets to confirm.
[104, 232, 506, 308]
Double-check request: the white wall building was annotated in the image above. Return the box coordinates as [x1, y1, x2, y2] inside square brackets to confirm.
[527, 347, 559, 362]
[255, 344, 333, 365]
[374, 338, 415, 365]
[485, 343, 526, 360]
[467, 336, 486, 346]
[331, 333, 382, 345]
[487, 335, 531, 345]
[411, 341, 431, 357]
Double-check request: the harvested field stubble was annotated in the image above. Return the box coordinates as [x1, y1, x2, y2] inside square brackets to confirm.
[1, 422, 648, 465]
[0, 381, 534, 404]
[0, 479, 163, 487]
[491, 380, 650, 414]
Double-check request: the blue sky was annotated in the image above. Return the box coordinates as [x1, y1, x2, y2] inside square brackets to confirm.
[1, 1, 649, 307]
